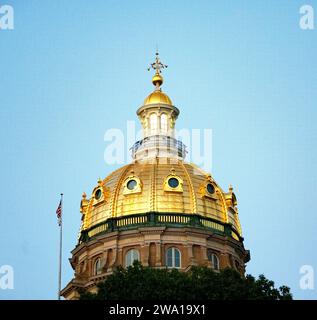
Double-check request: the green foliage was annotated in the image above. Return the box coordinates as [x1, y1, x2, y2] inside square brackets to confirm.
[79, 261, 292, 300]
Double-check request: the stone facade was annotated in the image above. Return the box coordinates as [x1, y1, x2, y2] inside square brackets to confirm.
[61, 226, 249, 299]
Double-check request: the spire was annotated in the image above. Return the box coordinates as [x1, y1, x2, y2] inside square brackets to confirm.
[147, 50, 167, 90]
[132, 51, 185, 161]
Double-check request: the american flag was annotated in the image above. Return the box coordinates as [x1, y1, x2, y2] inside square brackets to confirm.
[56, 200, 62, 226]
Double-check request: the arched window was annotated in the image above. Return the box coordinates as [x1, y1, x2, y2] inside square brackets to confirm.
[166, 247, 181, 268]
[94, 258, 102, 275]
[125, 249, 140, 267]
[150, 113, 157, 134]
[207, 250, 219, 270]
[160, 113, 168, 133]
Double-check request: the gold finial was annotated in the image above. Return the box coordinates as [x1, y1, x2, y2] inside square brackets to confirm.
[229, 184, 233, 192]
[148, 50, 167, 89]
[98, 178, 102, 186]
[82, 192, 87, 199]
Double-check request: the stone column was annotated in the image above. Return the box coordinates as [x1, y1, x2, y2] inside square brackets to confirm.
[201, 246, 209, 266]
[140, 245, 149, 266]
[108, 247, 118, 270]
[101, 250, 108, 272]
[155, 242, 162, 267]
[219, 253, 231, 269]
[117, 248, 123, 266]
[186, 244, 196, 267]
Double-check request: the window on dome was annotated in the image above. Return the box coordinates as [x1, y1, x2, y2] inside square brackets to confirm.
[206, 183, 215, 195]
[95, 188, 102, 200]
[127, 179, 137, 190]
[125, 249, 140, 267]
[123, 176, 142, 195]
[166, 247, 181, 268]
[160, 113, 168, 133]
[168, 177, 179, 188]
[94, 258, 102, 275]
[164, 174, 183, 192]
[150, 113, 157, 134]
[207, 250, 219, 270]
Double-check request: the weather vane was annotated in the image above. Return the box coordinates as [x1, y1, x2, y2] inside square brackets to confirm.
[148, 50, 168, 74]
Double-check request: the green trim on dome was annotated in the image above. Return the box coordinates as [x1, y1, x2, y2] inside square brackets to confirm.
[78, 212, 244, 244]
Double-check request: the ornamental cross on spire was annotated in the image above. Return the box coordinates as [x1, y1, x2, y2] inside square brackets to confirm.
[148, 51, 168, 74]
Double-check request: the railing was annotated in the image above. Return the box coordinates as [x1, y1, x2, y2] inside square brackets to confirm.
[130, 135, 187, 158]
[79, 212, 243, 244]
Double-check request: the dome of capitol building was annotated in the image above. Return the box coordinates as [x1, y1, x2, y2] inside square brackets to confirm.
[61, 52, 250, 299]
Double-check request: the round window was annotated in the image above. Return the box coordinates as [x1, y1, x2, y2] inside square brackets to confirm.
[168, 177, 179, 188]
[207, 183, 215, 194]
[95, 189, 102, 200]
[127, 179, 137, 190]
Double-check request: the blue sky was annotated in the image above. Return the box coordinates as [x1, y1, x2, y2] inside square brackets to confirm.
[0, 0, 316, 299]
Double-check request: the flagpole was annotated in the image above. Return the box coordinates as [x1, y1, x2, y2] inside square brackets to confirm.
[58, 193, 63, 300]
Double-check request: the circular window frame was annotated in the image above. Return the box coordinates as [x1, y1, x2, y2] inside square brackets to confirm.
[206, 183, 215, 195]
[127, 179, 137, 190]
[164, 174, 183, 192]
[123, 175, 142, 195]
[201, 180, 217, 199]
[94, 188, 102, 200]
[168, 177, 179, 188]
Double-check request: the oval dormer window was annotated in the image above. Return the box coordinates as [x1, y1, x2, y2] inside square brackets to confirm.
[168, 177, 179, 188]
[95, 189, 102, 200]
[207, 183, 215, 195]
[127, 179, 137, 190]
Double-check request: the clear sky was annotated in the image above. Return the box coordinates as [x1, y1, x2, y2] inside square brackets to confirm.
[0, 0, 316, 299]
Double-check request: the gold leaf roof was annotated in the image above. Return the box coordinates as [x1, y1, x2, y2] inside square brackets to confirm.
[80, 159, 242, 236]
[143, 90, 173, 106]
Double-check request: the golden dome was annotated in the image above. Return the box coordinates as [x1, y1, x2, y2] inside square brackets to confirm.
[78, 51, 243, 244]
[143, 90, 173, 106]
[80, 159, 242, 237]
